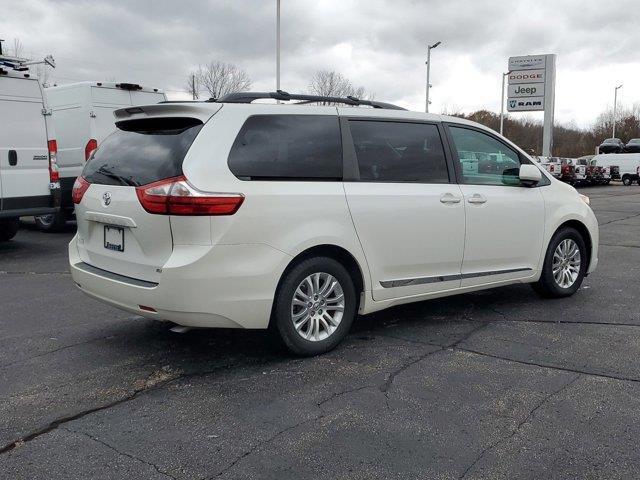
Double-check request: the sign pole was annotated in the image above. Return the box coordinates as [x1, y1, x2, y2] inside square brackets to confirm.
[500, 72, 508, 135]
[276, 0, 281, 91]
[541, 54, 556, 157]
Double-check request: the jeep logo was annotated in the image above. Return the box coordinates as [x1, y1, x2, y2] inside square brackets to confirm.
[514, 86, 538, 95]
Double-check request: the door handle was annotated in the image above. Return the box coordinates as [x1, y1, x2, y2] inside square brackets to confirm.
[8, 150, 17, 166]
[440, 193, 462, 204]
[467, 193, 487, 204]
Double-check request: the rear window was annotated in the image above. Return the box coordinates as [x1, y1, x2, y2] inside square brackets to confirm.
[228, 115, 342, 180]
[82, 117, 203, 186]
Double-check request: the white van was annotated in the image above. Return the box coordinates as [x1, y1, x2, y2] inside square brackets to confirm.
[592, 153, 640, 186]
[37, 82, 166, 230]
[69, 91, 598, 356]
[0, 56, 59, 241]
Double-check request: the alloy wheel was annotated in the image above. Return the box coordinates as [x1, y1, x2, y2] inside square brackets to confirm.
[291, 272, 345, 342]
[552, 238, 581, 288]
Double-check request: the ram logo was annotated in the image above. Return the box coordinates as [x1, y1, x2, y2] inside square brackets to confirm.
[102, 192, 112, 207]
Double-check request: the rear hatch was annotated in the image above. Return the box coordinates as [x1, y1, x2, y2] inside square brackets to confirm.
[74, 105, 218, 282]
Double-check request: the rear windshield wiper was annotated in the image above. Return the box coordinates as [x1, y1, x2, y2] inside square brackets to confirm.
[96, 166, 139, 187]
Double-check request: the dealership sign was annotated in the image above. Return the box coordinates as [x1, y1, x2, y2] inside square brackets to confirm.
[508, 83, 544, 97]
[507, 69, 545, 84]
[508, 55, 545, 71]
[506, 53, 556, 156]
[507, 97, 544, 111]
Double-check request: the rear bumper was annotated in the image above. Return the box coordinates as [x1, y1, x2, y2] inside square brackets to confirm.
[69, 235, 292, 329]
[2, 190, 60, 218]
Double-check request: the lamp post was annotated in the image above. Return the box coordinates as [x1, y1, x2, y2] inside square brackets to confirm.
[425, 41, 441, 113]
[612, 84, 623, 138]
[276, 0, 281, 91]
[499, 71, 511, 136]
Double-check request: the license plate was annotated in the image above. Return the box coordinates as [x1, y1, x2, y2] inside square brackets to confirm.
[104, 225, 124, 252]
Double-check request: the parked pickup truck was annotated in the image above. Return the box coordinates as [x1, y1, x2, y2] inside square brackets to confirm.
[536, 157, 564, 179]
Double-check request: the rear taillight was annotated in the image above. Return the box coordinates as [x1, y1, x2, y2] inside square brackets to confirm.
[85, 138, 98, 161]
[48, 139, 59, 182]
[72, 176, 91, 204]
[136, 176, 244, 216]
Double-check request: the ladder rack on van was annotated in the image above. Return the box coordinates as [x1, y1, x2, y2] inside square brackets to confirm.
[212, 90, 406, 110]
[0, 54, 55, 73]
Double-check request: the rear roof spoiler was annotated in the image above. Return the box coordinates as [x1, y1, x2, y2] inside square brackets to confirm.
[113, 103, 221, 123]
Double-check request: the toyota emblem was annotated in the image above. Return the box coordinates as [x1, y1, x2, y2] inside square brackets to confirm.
[102, 192, 112, 206]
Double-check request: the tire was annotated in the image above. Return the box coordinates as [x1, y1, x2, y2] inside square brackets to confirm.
[0, 218, 20, 242]
[272, 256, 357, 356]
[622, 175, 632, 186]
[34, 212, 67, 232]
[532, 227, 587, 298]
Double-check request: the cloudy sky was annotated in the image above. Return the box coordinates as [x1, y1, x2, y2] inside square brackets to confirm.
[4, 0, 639, 127]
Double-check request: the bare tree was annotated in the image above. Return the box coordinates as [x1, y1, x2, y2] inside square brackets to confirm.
[195, 61, 251, 99]
[11, 38, 24, 58]
[309, 70, 373, 103]
[185, 72, 200, 100]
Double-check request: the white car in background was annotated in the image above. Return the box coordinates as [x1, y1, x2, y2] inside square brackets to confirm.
[69, 91, 599, 356]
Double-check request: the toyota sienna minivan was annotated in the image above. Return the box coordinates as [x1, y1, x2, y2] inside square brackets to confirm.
[69, 91, 599, 356]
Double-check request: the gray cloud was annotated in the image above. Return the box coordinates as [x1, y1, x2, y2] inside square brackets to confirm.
[3, 0, 640, 125]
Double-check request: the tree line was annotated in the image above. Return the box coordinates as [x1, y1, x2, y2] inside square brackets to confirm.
[456, 105, 640, 158]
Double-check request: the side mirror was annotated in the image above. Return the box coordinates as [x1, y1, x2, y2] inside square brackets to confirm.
[519, 164, 542, 186]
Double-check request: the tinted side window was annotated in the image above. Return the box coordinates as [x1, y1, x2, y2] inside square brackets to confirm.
[449, 126, 522, 186]
[228, 115, 342, 180]
[349, 121, 449, 183]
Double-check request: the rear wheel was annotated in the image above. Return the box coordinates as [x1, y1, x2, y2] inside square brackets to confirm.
[0, 218, 20, 242]
[34, 212, 67, 232]
[622, 175, 632, 186]
[272, 256, 356, 356]
[532, 227, 586, 298]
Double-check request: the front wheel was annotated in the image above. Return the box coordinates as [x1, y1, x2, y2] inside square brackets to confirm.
[532, 227, 586, 298]
[272, 256, 357, 356]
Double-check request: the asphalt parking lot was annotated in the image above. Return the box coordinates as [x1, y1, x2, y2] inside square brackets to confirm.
[1, 185, 639, 479]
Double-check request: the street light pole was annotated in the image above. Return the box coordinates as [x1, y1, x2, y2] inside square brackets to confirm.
[276, 0, 281, 91]
[499, 71, 510, 136]
[425, 41, 441, 113]
[612, 84, 623, 138]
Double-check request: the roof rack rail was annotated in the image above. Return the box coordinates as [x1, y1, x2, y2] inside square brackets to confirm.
[211, 90, 406, 110]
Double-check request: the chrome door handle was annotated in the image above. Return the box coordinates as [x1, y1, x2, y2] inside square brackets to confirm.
[440, 193, 462, 204]
[467, 194, 487, 204]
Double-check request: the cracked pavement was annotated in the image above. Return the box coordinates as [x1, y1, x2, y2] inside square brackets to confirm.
[1, 185, 639, 479]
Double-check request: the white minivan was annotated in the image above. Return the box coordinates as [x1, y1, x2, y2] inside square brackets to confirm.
[36, 82, 166, 230]
[69, 92, 599, 356]
[0, 56, 59, 241]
